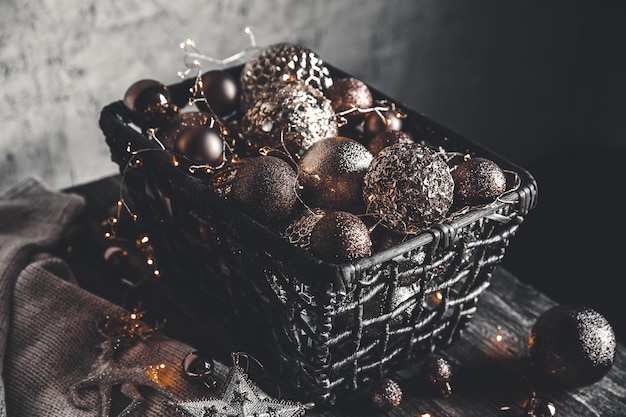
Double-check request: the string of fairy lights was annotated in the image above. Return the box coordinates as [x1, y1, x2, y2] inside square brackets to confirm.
[93, 27, 546, 417]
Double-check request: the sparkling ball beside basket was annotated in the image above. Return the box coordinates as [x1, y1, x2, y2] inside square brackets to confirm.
[241, 81, 338, 159]
[363, 142, 454, 234]
[240, 42, 333, 111]
[298, 136, 373, 213]
[230, 155, 299, 224]
[529, 304, 616, 387]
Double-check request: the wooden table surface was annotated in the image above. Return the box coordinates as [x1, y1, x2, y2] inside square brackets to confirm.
[60, 175, 626, 417]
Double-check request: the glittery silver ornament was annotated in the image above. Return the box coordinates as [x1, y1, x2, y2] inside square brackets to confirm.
[371, 378, 402, 410]
[529, 304, 616, 387]
[363, 142, 454, 234]
[283, 208, 327, 248]
[240, 42, 333, 111]
[451, 157, 507, 206]
[298, 136, 373, 212]
[241, 81, 338, 159]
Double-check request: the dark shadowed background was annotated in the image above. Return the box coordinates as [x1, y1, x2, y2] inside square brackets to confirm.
[1, 0, 625, 340]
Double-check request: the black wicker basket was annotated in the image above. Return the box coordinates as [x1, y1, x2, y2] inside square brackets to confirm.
[99, 63, 537, 406]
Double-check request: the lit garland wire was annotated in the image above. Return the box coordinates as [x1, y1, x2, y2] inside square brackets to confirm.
[177, 26, 260, 110]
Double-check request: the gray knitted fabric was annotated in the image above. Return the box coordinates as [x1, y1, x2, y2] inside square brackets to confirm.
[0, 178, 226, 416]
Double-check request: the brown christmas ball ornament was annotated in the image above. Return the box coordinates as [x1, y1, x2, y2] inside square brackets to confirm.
[309, 210, 372, 263]
[529, 304, 616, 387]
[367, 129, 414, 156]
[157, 111, 212, 149]
[325, 77, 373, 125]
[298, 136, 373, 213]
[363, 142, 454, 234]
[241, 82, 338, 159]
[174, 125, 225, 167]
[371, 378, 403, 410]
[196, 69, 240, 117]
[363, 107, 404, 137]
[240, 42, 333, 111]
[421, 356, 453, 398]
[230, 156, 299, 224]
[123, 79, 180, 128]
[451, 157, 507, 206]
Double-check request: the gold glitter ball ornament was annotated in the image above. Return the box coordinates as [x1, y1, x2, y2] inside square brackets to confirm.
[240, 42, 333, 111]
[363, 142, 454, 234]
[241, 81, 338, 159]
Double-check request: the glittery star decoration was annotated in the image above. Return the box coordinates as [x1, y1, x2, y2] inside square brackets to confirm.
[69, 310, 175, 417]
[172, 356, 310, 417]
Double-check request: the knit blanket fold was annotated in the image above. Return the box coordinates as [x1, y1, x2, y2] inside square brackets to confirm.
[0, 178, 218, 416]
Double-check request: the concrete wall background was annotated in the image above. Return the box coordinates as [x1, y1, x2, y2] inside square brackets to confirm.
[2, 0, 624, 192]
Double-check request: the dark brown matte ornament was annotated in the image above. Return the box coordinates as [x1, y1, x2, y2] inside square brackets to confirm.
[309, 210, 371, 263]
[123, 79, 179, 128]
[240, 42, 334, 111]
[363, 108, 403, 137]
[298, 136, 373, 213]
[197, 69, 240, 117]
[529, 304, 616, 387]
[174, 125, 224, 166]
[325, 77, 373, 125]
[230, 156, 299, 224]
[363, 142, 454, 234]
[367, 129, 414, 156]
[371, 378, 402, 410]
[451, 157, 507, 206]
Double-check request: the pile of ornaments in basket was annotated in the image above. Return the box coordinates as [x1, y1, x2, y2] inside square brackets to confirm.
[122, 42, 509, 263]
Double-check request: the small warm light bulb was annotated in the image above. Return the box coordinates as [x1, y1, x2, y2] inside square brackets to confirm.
[496, 333, 504, 343]
[130, 313, 137, 320]
[435, 291, 443, 301]
[140, 236, 150, 244]
[420, 413, 432, 417]
[159, 363, 166, 369]
[104, 232, 112, 239]
[146, 257, 154, 266]
[153, 269, 161, 277]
